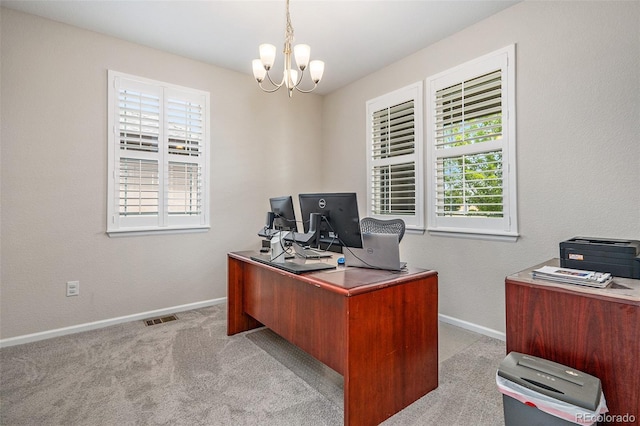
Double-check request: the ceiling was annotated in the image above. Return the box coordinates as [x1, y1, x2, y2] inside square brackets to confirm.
[2, 0, 520, 94]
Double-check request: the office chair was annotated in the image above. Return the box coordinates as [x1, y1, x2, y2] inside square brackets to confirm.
[359, 217, 406, 243]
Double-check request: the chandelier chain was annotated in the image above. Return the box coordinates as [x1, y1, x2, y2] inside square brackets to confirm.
[285, 0, 294, 49]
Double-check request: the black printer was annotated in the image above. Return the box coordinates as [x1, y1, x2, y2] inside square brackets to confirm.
[560, 236, 640, 279]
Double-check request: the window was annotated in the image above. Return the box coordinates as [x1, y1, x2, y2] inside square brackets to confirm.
[366, 82, 424, 230]
[107, 71, 210, 235]
[426, 45, 517, 240]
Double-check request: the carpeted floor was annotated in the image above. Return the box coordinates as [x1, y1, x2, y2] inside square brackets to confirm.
[0, 304, 506, 425]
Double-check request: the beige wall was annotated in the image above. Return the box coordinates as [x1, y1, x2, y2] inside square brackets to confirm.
[0, 8, 323, 339]
[2, 1, 639, 341]
[322, 1, 640, 334]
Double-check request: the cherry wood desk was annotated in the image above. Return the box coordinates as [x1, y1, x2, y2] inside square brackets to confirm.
[227, 251, 438, 426]
[506, 259, 640, 425]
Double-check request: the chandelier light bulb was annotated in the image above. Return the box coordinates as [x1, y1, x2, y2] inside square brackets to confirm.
[259, 44, 276, 70]
[309, 60, 325, 83]
[252, 59, 267, 82]
[293, 44, 311, 70]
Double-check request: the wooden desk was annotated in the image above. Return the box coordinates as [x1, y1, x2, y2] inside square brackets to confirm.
[228, 251, 438, 426]
[506, 259, 640, 425]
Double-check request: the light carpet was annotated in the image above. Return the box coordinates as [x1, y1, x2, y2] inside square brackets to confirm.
[0, 304, 506, 425]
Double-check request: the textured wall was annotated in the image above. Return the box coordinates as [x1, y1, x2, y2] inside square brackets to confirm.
[322, 1, 640, 335]
[2, 2, 639, 341]
[0, 8, 323, 339]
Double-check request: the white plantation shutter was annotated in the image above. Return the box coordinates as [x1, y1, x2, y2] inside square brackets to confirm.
[119, 158, 159, 216]
[167, 162, 201, 215]
[371, 161, 416, 215]
[108, 71, 210, 235]
[371, 101, 416, 216]
[434, 70, 502, 149]
[372, 101, 415, 158]
[427, 45, 517, 240]
[434, 70, 504, 218]
[119, 89, 160, 153]
[167, 97, 203, 157]
[165, 90, 205, 218]
[367, 82, 424, 229]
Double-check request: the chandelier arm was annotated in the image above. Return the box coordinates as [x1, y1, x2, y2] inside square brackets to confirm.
[258, 81, 285, 93]
[293, 82, 319, 94]
[294, 68, 304, 87]
[255, 70, 286, 93]
[264, 70, 285, 89]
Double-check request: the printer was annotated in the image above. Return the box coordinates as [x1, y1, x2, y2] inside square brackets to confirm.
[560, 236, 640, 279]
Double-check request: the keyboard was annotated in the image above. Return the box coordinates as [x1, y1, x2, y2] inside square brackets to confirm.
[250, 255, 336, 274]
[292, 244, 332, 259]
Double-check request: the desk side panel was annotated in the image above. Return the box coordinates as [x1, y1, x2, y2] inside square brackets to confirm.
[345, 273, 438, 426]
[242, 263, 346, 374]
[505, 279, 640, 426]
[227, 255, 263, 335]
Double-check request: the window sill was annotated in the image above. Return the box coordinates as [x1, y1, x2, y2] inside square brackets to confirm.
[427, 228, 519, 242]
[107, 226, 210, 238]
[405, 227, 426, 236]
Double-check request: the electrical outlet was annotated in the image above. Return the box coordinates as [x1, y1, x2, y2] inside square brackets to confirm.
[66, 281, 79, 297]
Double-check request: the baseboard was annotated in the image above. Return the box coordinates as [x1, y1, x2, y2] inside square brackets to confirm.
[438, 313, 506, 341]
[0, 298, 227, 348]
[2, 301, 504, 348]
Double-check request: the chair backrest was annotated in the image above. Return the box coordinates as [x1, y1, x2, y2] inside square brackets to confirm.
[359, 217, 406, 243]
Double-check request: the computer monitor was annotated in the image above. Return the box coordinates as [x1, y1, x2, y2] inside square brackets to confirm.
[269, 195, 298, 232]
[298, 192, 362, 250]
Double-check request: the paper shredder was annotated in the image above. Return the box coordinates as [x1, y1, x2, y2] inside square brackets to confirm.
[497, 352, 606, 425]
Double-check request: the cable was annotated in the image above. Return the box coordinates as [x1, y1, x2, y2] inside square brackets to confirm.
[266, 230, 294, 263]
[273, 213, 298, 233]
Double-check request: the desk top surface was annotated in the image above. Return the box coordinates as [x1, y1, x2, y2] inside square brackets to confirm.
[507, 258, 640, 305]
[229, 251, 436, 296]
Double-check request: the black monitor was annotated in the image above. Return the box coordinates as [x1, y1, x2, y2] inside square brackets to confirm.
[298, 192, 362, 250]
[269, 196, 298, 232]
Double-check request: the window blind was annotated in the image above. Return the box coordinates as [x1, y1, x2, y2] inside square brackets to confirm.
[119, 158, 159, 216]
[426, 45, 516, 238]
[371, 162, 416, 215]
[167, 162, 202, 215]
[167, 98, 203, 157]
[372, 101, 415, 159]
[370, 100, 417, 216]
[118, 89, 160, 153]
[434, 70, 504, 218]
[435, 70, 502, 149]
[108, 71, 210, 234]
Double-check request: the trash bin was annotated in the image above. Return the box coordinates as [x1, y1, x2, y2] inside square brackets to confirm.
[497, 352, 608, 426]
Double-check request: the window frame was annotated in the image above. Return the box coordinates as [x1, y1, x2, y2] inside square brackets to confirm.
[366, 82, 424, 231]
[107, 70, 211, 236]
[425, 45, 518, 241]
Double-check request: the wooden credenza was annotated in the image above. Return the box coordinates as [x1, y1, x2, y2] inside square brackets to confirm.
[505, 259, 640, 425]
[228, 251, 439, 426]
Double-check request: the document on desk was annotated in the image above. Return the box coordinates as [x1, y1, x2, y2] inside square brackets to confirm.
[532, 265, 613, 288]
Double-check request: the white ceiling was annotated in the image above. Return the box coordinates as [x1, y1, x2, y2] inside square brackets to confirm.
[2, 0, 520, 94]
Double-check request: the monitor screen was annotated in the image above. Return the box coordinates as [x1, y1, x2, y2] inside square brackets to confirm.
[298, 192, 362, 250]
[269, 196, 298, 232]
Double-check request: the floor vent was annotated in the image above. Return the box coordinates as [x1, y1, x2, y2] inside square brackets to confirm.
[144, 315, 178, 326]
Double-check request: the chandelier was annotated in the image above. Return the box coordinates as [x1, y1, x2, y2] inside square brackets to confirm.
[251, 0, 325, 97]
